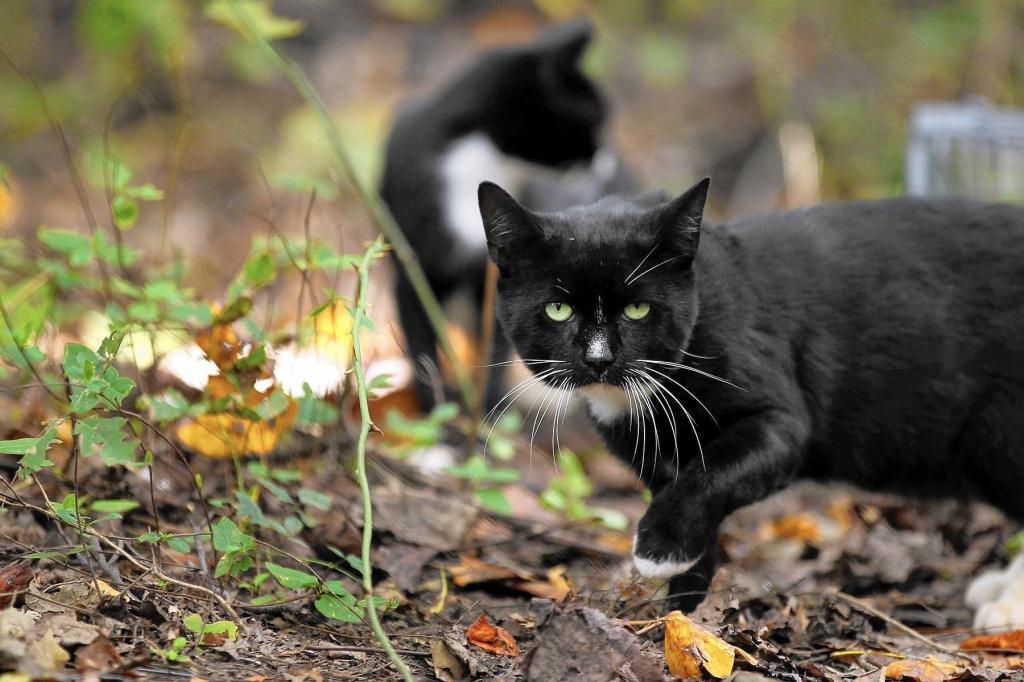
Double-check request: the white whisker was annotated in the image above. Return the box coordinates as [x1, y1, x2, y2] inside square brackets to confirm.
[625, 255, 684, 286]
[637, 358, 744, 391]
[623, 243, 659, 284]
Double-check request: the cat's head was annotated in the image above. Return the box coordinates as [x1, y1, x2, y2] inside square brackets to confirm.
[457, 20, 606, 166]
[479, 178, 710, 394]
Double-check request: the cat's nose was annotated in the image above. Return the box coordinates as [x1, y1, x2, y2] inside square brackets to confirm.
[584, 333, 615, 376]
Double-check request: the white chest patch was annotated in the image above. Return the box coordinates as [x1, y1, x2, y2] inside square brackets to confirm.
[438, 133, 531, 256]
[580, 383, 630, 425]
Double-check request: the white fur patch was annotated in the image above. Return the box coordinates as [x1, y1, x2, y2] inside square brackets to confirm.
[633, 552, 699, 579]
[580, 383, 630, 425]
[967, 553, 1024, 630]
[439, 133, 529, 257]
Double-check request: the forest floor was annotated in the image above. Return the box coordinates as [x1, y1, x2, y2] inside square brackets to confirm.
[3, 410, 1024, 681]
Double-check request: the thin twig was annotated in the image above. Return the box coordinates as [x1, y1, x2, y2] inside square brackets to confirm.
[831, 590, 976, 663]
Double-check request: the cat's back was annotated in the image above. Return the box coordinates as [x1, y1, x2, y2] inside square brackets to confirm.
[714, 197, 1024, 303]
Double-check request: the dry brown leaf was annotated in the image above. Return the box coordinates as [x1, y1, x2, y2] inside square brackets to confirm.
[960, 628, 1024, 651]
[448, 556, 521, 587]
[465, 613, 520, 657]
[884, 658, 962, 682]
[430, 639, 467, 681]
[509, 566, 571, 603]
[0, 561, 33, 609]
[767, 513, 820, 542]
[25, 630, 70, 676]
[663, 611, 735, 679]
[176, 398, 297, 457]
[74, 634, 121, 674]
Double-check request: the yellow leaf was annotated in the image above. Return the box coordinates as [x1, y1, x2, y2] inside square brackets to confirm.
[884, 658, 962, 682]
[0, 172, 18, 229]
[176, 399, 297, 458]
[311, 302, 353, 368]
[663, 611, 735, 680]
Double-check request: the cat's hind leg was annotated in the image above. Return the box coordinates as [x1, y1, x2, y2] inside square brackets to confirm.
[954, 383, 1024, 520]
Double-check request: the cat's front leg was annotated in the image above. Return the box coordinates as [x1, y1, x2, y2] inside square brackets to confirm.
[632, 410, 808, 604]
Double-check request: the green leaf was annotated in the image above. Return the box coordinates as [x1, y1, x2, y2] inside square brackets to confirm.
[75, 416, 142, 466]
[91, 499, 140, 514]
[183, 613, 204, 633]
[475, 488, 513, 515]
[266, 562, 319, 590]
[215, 297, 252, 324]
[297, 488, 331, 511]
[150, 388, 191, 422]
[206, 0, 305, 40]
[254, 388, 289, 420]
[243, 250, 276, 288]
[314, 592, 363, 623]
[203, 620, 238, 639]
[37, 227, 92, 267]
[98, 327, 127, 359]
[212, 517, 254, 554]
[167, 537, 191, 554]
[122, 183, 165, 200]
[112, 194, 138, 230]
[0, 437, 45, 454]
[446, 455, 520, 484]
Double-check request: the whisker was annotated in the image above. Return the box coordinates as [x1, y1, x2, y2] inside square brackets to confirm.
[625, 255, 684, 286]
[632, 367, 705, 473]
[529, 376, 566, 462]
[630, 368, 679, 464]
[636, 358, 744, 391]
[637, 364, 719, 428]
[484, 368, 567, 454]
[473, 359, 567, 368]
[623, 243, 659, 284]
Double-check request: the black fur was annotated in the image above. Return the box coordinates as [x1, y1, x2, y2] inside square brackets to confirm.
[480, 178, 1024, 609]
[380, 20, 619, 411]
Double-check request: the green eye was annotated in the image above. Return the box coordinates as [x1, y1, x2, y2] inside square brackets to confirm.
[623, 302, 651, 321]
[544, 302, 574, 322]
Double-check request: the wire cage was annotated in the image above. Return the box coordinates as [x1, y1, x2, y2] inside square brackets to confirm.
[905, 100, 1024, 202]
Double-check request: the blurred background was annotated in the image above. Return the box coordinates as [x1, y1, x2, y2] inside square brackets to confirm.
[2, 0, 1024, 423]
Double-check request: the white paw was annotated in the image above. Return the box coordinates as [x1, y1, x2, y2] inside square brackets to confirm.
[968, 553, 1024, 630]
[632, 534, 699, 579]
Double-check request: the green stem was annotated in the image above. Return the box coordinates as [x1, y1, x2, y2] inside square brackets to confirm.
[238, 6, 478, 412]
[350, 236, 412, 681]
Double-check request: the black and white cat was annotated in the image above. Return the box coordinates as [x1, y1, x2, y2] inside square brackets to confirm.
[478, 177, 1024, 609]
[380, 20, 631, 411]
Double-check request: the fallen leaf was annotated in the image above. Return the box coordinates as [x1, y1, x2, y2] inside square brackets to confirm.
[24, 630, 70, 677]
[766, 513, 820, 542]
[465, 613, 519, 657]
[448, 556, 521, 587]
[663, 611, 735, 679]
[430, 639, 467, 681]
[75, 634, 121, 674]
[960, 628, 1024, 651]
[195, 323, 241, 370]
[41, 613, 100, 646]
[311, 301, 353, 368]
[884, 658, 962, 682]
[509, 566, 571, 602]
[175, 397, 297, 457]
[0, 562, 33, 609]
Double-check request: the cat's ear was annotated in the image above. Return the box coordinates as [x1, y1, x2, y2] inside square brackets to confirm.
[478, 181, 539, 267]
[658, 177, 710, 257]
[532, 19, 592, 68]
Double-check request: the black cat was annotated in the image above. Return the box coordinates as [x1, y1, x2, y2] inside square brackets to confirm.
[380, 20, 631, 412]
[478, 177, 1024, 609]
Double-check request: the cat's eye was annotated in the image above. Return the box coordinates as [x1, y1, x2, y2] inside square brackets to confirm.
[623, 302, 651, 321]
[544, 302, 574, 322]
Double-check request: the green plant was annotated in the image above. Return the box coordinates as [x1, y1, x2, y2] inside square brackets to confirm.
[540, 450, 628, 531]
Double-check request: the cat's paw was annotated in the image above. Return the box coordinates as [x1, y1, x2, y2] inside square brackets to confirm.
[632, 536, 700, 579]
[967, 553, 1024, 630]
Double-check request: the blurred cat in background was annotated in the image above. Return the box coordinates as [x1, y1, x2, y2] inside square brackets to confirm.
[380, 20, 633, 412]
